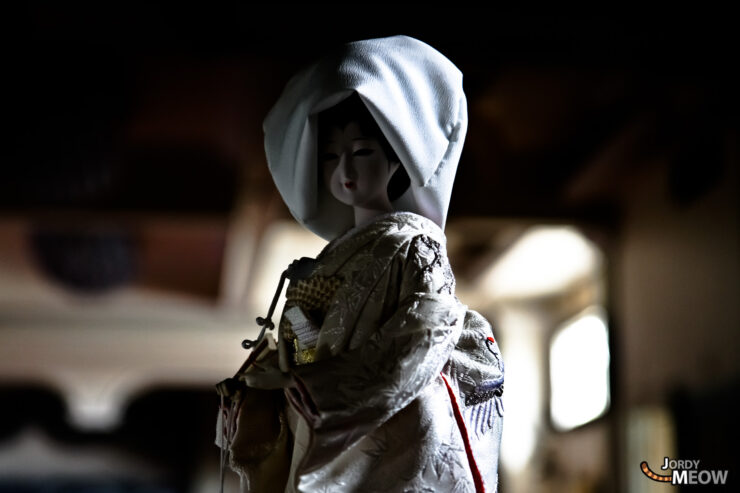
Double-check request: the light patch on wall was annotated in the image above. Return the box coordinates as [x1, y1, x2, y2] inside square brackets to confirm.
[481, 226, 600, 299]
[550, 306, 610, 430]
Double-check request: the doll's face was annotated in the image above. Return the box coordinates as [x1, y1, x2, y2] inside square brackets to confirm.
[320, 121, 400, 209]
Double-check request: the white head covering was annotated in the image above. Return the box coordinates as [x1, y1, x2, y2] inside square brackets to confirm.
[263, 35, 467, 240]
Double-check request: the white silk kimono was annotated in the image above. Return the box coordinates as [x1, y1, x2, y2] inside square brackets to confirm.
[217, 35, 503, 493]
[218, 212, 504, 493]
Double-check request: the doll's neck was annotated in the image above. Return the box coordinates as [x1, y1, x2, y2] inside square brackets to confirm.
[354, 203, 394, 230]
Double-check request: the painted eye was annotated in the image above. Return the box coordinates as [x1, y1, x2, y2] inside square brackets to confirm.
[353, 148, 374, 157]
[320, 152, 339, 162]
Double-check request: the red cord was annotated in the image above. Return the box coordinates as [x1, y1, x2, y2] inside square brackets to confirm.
[440, 372, 486, 493]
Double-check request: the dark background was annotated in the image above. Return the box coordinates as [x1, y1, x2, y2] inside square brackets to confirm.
[3, 4, 736, 219]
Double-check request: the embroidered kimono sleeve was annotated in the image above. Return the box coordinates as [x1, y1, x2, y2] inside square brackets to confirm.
[287, 234, 465, 467]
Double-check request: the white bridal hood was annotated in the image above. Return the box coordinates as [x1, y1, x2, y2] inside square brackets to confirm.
[263, 35, 468, 240]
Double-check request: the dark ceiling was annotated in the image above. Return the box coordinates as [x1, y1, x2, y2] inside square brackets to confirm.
[2, 4, 737, 226]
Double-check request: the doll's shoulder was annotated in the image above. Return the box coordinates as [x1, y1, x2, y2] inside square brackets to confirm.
[391, 212, 449, 259]
[402, 234, 455, 295]
[369, 212, 452, 269]
[374, 212, 448, 252]
[313, 212, 449, 278]
[379, 214, 455, 296]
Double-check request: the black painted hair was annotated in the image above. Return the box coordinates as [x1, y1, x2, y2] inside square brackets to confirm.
[317, 93, 410, 201]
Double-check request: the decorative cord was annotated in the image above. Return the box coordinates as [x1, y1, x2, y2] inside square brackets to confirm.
[241, 257, 317, 350]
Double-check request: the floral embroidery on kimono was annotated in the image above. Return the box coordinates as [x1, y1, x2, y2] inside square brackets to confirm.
[218, 212, 503, 493]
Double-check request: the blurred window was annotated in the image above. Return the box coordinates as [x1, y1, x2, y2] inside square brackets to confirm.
[549, 306, 611, 430]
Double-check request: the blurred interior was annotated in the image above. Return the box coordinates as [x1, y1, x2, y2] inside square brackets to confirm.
[1, 5, 737, 493]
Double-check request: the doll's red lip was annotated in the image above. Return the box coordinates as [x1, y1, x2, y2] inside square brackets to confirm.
[344, 181, 356, 189]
